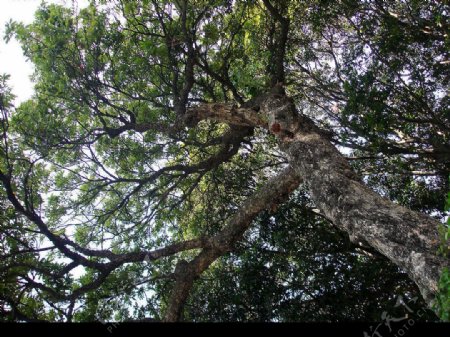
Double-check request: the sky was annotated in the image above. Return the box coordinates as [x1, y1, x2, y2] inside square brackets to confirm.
[0, 0, 88, 104]
[0, 0, 91, 282]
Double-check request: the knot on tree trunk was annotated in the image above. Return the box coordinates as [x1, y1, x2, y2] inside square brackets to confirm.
[261, 93, 299, 139]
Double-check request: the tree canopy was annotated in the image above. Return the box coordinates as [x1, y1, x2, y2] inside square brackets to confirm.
[0, 0, 448, 322]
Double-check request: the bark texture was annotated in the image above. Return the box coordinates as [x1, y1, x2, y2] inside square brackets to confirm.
[187, 92, 448, 308]
[262, 93, 447, 307]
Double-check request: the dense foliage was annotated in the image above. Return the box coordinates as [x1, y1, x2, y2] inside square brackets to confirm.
[0, 0, 448, 321]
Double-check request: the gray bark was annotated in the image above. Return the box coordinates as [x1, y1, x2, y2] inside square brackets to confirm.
[260, 93, 448, 307]
[186, 92, 448, 309]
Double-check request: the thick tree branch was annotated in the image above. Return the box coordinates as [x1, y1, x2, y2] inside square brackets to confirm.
[262, 0, 290, 85]
[185, 102, 267, 128]
[184, 92, 447, 310]
[260, 94, 447, 308]
[163, 167, 301, 321]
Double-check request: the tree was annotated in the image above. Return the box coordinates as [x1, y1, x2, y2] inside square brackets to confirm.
[0, 0, 448, 322]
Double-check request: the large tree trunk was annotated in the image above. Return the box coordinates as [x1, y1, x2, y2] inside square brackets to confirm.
[188, 92, 448, 308]
[264, 94, 446, 306]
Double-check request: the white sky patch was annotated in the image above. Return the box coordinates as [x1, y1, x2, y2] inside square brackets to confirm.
[0, 0, 89, 104]
[0, 0, 158, 293]
[0, 1, 93, 311]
